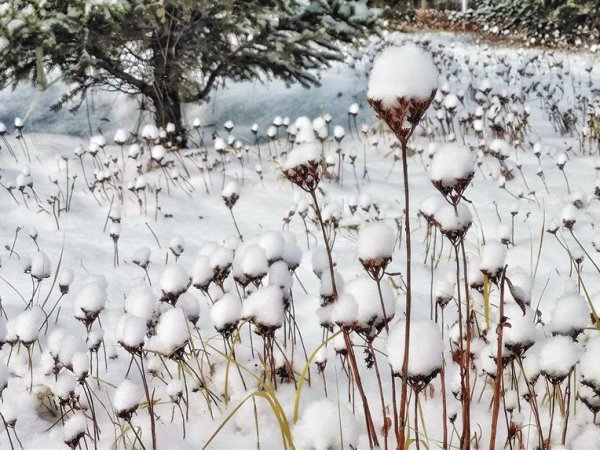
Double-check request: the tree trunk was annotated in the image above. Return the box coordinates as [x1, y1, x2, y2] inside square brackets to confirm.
[151, 89, 187, 148]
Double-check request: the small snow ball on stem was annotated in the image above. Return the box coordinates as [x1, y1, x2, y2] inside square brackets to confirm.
[433, 203, 473, 245]
[242, 285, 284, 337]
[63, 413, 87, 449]
[210, 293, 241, 339]
[58, 268, 75, 295]
[430, 144, 475, 204]
[155, 308, 190, 359]
[282, 142, 322, 192]
[548, 291, 590, 339]
[358, 221, 395, 279]
[387, 319, 443, 392]
[113, 380, 143, 421]
[367, 43, 438, 145]
[539, 335, 580, 385]
[159, 264, 191, 305]
[479, 240, 507, 285]
[74, 277, 107, 329]
[125, 284, 157, 324]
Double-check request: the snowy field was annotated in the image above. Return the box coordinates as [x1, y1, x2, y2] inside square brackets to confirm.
[0, 32, 600, 449]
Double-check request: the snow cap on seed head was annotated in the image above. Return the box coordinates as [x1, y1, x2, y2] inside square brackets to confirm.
[368, 43, 439, 107]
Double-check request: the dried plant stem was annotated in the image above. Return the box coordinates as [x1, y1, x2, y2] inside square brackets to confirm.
[309, 187, 379, 448]
[489, 269, 506, 450]
[398, 138, 413, 449]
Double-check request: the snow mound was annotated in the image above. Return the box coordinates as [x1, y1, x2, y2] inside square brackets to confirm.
[294, 399, 358, 450]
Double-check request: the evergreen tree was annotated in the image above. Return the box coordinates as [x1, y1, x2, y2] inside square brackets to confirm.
[0, 0, 381, 143]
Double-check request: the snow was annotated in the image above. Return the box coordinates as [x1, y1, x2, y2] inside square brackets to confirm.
[368, 44, 439, 107]
[15, 307, 43, 345]
[125, 285, 157, 322]
[357, 221, 395, 261]
[159, 264, 191, 296]
[479, 240, 507, 278]
[210, 293, 242, 331]
[539, 336, 580, 381]
[548, 293, 591, 337]
[503, 305, 538, 352]
[0, 29, 597, 450]
[284, 142, 321, 170]
[294, 399, 358, 450]
[434, 203, 472, 234]
[63, 414, 87, 446]
[331, 293, 359, 327]
[222, 180, 239, 199]
[155, 308, 189, 353]
[30, 251, 51, 280]
[387, 319, 443, 377]
[344, 276, 395, 329]
[113, 380, 143, 415]
[430, 144, 475, 186]
[242, 285, 285, 328]
[74, 277, 107, 321]
[580, 335, 600, 390]
[117, 314, 147, 350]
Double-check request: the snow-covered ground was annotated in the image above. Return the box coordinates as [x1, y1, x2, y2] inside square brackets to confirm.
[0, 32, 599, 449]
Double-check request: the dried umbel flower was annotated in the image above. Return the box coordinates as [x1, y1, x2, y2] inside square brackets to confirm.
[368, 95, 435, 145]
[430, 144, 476, 205]
[434, 203, 472, 246]
[367, 44, 438, 145]
[222, 181, 240, 209]
[282, 143, 322, 192]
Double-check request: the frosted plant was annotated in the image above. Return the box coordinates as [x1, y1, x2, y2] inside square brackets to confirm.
[387, 319, 443, 390]
[63, 413, 87, 449]
[159, 264, 191, 305]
